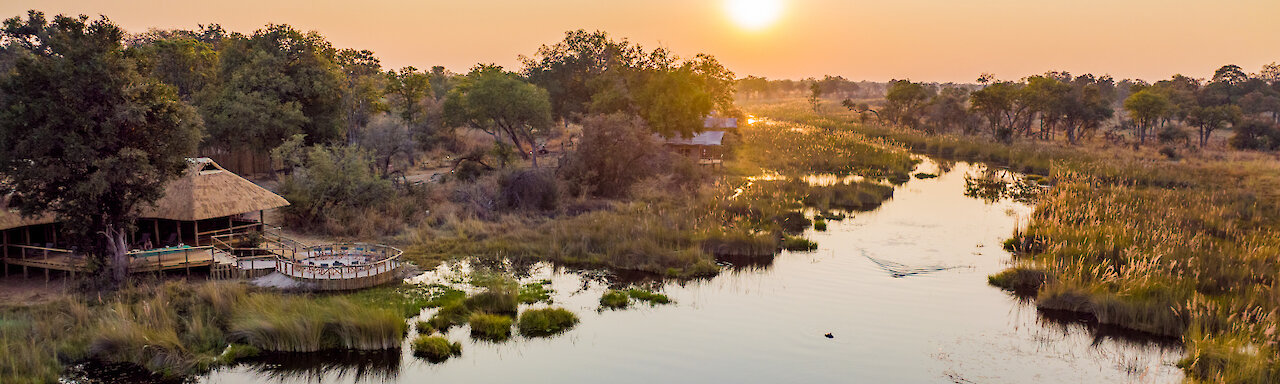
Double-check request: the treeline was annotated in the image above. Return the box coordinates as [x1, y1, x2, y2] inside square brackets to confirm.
[846, 65, 1280, 150]
[737, 75, 890, 100]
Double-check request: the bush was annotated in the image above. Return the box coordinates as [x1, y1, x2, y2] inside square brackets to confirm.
[467, 313, 513, 341]
[600, 290, 630, 309]
[410, 335, 461, 362]
[278, 145, 393, 225]
[559, 113, 664, 197]
[1229, 119, 1280, 150]
[517, 308, 580, 337]
[499, 168, 561, 211]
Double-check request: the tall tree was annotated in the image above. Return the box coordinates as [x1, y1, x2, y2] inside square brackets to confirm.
[443, 65, 553, 167]
[384, 66, 430, 124]
[1123, 89, 1172, 145]
[882, 80, 935, 131]
[336, 48, 385, 143]
[1187, 105, 1242, 147]
[0, 12, 202, 283]
[969, 80, 1030, 143]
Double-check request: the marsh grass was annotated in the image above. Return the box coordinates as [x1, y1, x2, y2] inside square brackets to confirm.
[410, 335, 461, 363]
[627, 289, 672, 305]
[467, 313, 513, 341]
[600, 290, 630, 309]
[0, 281, 411, 382]
[781, 235, 819, 252]
[517, 280, 554, 304]
[517, 308, 580, 337]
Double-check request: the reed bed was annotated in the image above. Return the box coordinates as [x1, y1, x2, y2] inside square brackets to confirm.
[0, 281, 414, 382]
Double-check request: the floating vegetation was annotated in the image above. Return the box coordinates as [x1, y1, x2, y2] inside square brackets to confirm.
[410, 336, 461, 363]
[813, 218, 828, 231]
[914, 172, 938, 179]
[517, 308, 580, 337]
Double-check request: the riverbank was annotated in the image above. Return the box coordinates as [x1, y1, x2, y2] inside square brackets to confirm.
[749, 98, 1280, 382]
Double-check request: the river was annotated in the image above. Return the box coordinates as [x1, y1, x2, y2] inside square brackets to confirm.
[199, 160, 1183, 384]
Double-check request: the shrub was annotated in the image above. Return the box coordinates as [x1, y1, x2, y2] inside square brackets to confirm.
[600, 290, 630, 309]
[278, 145, 393, 226]
[813, 218, 827, 231]
[558, 113, 664, 197]
[467, 313, 513, 341]
[499, 168, 561, 211]
[518, 308, 580, 337]
[410, 335, 461, 362]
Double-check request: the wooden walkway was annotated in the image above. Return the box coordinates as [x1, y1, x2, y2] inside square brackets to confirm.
[2, 244, 215, 280]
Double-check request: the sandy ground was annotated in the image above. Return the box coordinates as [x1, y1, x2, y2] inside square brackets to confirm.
[0, 276, 70, 306]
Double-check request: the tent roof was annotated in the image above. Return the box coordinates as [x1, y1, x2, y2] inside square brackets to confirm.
[659, 130, 725, 146]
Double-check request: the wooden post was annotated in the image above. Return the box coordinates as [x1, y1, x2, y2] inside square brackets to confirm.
[184, 249, 190, 277]
[194, 220, 200, 246]
[177, 221, 184, 246]
[153, 219, 160, 248]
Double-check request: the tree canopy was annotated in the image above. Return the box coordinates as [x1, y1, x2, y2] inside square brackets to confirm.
[0, 12, 202, 282]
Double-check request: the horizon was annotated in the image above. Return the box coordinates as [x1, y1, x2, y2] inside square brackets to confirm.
[3, 1, 1278, 84]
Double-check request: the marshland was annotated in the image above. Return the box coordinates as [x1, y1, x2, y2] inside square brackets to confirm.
[1, 2, 1279, 383]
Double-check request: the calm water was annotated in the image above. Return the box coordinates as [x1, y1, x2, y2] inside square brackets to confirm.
[200, 161, 1183, 384]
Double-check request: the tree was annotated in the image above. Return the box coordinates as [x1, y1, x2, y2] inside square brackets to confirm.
[969, 81, 1030, 143]
[924, 87, 973, 134]
[0, 12, 202, 283]
[882, 80, 935, 131]
[1186, 105, 1242, 147]
[336, 48, 385, 144]
[558, 113, 663, 197]
[521, 30, 628, 123]
[202, 24, 345, 155]
[1123, 89, 1172, 145]
[444, 65, 553, 167]
[128, 36, 218, 101]
[842, 98, 880, 123]
[808, 81, 823, 112]
[384, 66, 430, 124]
[1228, 119, 1280, 150]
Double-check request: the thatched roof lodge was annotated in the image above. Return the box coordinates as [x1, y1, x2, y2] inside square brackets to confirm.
[656, 116, 737, 166]
[1, 158, 288, 277]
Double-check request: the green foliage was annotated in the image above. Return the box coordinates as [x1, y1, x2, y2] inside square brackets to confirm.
[558, 113, 664, 197]
[385, 66, 431, 124]
[1229, 119, 1280, 150]
[1123, 89, 1172, 145]
[0, 11, 203, 281]
[464, 285, 519, 317]
[517, 308, 580, 337]
[444, 64, 552, 164]
[467, 313, 513, 341]
[627, 289, 672, 305]
[600, 290, 630, 309]
[987, 267, 1050, 295]
[425, 302, 470, 331]
[410, 335, 461, 362]
[518, 280, 554, 304]
[278, 145, 393, 225]
[813, 218, 827, 231]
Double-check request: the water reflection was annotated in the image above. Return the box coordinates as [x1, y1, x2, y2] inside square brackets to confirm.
[230, 350, 401, 383]
[963, 166, 1045, 203]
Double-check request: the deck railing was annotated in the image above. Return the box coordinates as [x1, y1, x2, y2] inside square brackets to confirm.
[274, 243, 404, 290]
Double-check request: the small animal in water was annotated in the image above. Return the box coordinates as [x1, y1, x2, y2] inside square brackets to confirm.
[824, 333, 834, 339]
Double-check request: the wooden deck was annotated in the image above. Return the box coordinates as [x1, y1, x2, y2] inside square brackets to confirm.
[2, 244, 215, 279]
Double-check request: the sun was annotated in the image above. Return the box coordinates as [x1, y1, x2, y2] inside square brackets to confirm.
[726, 0, 783, 30]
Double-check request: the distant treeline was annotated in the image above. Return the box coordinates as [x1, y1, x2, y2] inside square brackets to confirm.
[754, 65, 1280, 151]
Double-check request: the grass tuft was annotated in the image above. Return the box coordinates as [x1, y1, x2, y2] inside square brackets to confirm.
[517, 308, 580, 337]
[410, 335, 462, 362]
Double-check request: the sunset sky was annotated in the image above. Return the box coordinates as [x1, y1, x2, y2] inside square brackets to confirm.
[3, 0, 1277, 83]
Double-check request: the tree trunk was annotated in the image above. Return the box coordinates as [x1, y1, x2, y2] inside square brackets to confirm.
[104, 224, 129, 284]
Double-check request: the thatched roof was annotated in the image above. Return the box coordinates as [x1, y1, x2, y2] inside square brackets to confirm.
[0, 158, 288, 230]
[138, 158, 289, 221]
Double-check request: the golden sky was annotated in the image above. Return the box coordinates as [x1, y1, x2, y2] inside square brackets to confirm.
[3, 0, 1278, 83]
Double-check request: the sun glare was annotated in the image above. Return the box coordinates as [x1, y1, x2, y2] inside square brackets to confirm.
[727, 0, 783, 30]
